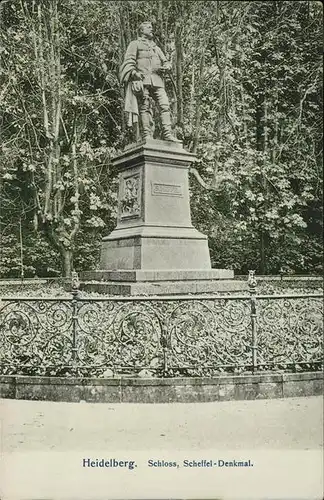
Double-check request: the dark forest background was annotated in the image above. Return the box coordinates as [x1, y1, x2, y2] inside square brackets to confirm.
[0, 0, 322, 277]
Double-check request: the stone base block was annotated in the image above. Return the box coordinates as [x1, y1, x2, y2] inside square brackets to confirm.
[82, 269, 234, 282]
[81, 279, 247, 296]
[99, 231, 211, 270]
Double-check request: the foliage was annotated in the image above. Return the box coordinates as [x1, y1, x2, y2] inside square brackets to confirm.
[187, 0, 323, 274]
[0, 231, 61, 278]
[0, 0, 322, 276]
[0, 0, 120, 276]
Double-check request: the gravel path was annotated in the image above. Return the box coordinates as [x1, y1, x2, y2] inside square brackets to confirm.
[1, 396, 322, 451]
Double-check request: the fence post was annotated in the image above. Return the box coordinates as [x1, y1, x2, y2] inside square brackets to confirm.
[248, 270, 258, 373]
[71, 271, 80, 363]
[160, 323, 169, 378]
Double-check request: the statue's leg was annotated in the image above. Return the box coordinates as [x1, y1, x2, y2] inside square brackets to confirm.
[139, 86, 153, 140]
[154, 87, 180, 142]
[135, 122, 140, 142]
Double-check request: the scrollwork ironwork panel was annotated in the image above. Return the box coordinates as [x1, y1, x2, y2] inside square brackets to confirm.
[75, 300, 164, 374]
[0, 294, 322, 376]
[257, 297, 323, 369]
[166, 299, 252, 375]
[0, 300, 73, 374]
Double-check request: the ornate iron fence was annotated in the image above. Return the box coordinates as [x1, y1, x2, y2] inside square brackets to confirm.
[0, 272, 322, 377]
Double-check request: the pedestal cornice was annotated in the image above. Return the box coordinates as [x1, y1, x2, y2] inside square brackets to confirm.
[113, 139, 196, 170]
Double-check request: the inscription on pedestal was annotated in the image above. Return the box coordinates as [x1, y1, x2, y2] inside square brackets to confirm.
[151, 182, 183, 197]
[120, 174, 141, 219]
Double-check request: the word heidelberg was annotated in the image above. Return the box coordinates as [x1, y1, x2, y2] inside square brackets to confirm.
[82, 458, 136, 470]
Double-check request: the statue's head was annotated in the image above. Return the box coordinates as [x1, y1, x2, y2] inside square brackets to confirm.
[139, 21, 153, 39]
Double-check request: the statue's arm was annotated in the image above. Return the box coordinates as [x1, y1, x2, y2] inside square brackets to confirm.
[120, 41, 140, 84]
[124, 40, 138, 64]
[156, 47, 171, 71]
[156, 46, 167, 63]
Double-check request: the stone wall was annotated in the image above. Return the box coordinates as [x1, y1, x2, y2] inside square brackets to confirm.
[0, 372, 322, 403]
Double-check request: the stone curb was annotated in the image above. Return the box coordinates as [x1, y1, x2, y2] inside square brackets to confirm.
[0, 372, 322, 403]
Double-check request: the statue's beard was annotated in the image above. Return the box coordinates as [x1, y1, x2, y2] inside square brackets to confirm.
[145, 33, 153, 40]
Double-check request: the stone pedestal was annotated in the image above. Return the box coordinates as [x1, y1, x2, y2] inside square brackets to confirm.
[81, 139, 246, 295]
[101, 139, 210, 270]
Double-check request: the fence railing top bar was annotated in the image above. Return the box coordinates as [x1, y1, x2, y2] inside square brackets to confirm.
[0, 294, 250, 302]
[0, 278, 69, 282]
[236, 275, 323, 281]
[0, 293, 323, 302]
[257, 293, 323, 300]
[76, 294, 252, 302]
[0, 296, 73, 302]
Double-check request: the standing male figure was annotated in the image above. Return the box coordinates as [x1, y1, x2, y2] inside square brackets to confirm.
[120, 21, 179, 142]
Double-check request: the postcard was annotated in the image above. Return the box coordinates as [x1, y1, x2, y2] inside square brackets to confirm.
[0, 0, 323, 499]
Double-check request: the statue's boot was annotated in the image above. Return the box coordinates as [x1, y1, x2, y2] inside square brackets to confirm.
[140, 112, 153, 141]
[160, 110, 181, 142]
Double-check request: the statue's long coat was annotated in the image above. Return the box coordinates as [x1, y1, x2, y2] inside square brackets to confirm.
[119, 37, 167, 126]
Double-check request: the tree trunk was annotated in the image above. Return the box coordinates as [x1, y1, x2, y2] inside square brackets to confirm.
[260, 97, 269, 274]
[192, 50, 205, 153]
[118, 4, 127, 133]
[175, 24, 184, 127]
[61, 247, 73, 277]
[255, 98, 263, 151]
[189, 55, 195, 123]
[259, 232, 267, 274]
[158, 0, 165, 52]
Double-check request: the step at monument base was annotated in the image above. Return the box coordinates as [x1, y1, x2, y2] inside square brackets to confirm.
[82, 269, 234, 282]
[81, 276, 247, 296]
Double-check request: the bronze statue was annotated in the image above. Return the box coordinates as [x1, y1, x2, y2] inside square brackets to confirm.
[120, 21, 179, 142]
